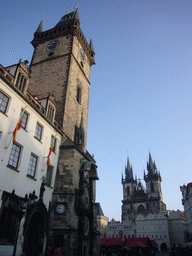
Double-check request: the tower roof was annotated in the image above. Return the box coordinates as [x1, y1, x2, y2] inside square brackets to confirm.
[95, 202, 105, 216]
[145, 152, 161, 181]
[124, 157, 135, 182]
[55, 8, 79, 27]
[36, 20, 43, 33]
[89, 38, 94, 53]
[79, 111, 85, 135]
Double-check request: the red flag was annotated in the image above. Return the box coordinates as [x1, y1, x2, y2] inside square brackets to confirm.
[47, 140, 54, 165]
[13, 114, 23, 144]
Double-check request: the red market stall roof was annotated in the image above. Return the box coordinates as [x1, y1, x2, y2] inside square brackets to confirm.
[150, 240, 158, 247]
[100, 237, 153, 248]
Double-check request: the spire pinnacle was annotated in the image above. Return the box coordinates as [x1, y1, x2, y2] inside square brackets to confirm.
[77, 112, 85, 151]
[89, 38, 94, 53]
[36, 19, 43, 33]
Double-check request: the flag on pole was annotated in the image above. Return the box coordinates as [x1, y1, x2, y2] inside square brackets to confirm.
[47, 140, 54, 166]
[13, 111, 24, 144]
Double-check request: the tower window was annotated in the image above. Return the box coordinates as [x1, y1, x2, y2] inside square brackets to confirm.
[150, 183, 154, 192]
[127, 186, 130, 195]
[77, 87, 81, 104]
[74, 125, 79, 144]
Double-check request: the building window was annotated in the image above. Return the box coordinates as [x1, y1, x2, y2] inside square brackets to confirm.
[77, 86, 81, 104]
[21, 111, 28, 129]
[28, 154, 38, 178]
[50, 135, 56, 153]
[0, 91, 9, 114]
[150, 183, 154, 192]
[45, 165, 53, 186]
[16, 72, 27, 93]
[127, 186, 130, 195]
[47, 103, 55, 122]
[34, 123, 43, 141]
[74, 125, 79, 144]
[8, 144, 21, 169]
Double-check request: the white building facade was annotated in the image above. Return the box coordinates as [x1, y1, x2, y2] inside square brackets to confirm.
[167, 210, 187, 247]
[106, 218, 136, 239]
[0, 61, 62, 254]
[180, 183, 192, 240]
[135, 212, 170, 248]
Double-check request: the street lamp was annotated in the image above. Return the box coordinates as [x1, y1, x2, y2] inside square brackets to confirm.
[28, 190, 38, 205]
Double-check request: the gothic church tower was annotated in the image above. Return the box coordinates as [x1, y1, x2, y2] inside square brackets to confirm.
[121, 158, 137, 222]
[144, 152, 165, 213]
[28, 8, 95, 149]
[121, 153, 166, 223]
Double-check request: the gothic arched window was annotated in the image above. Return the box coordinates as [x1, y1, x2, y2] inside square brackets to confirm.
[127, 186, 130, 195]
[150, 183, 154, 192]
[137, 204, 145, 214]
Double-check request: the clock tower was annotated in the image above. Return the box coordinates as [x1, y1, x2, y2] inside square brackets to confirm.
[28, 9, 99, 256]
[28, 8, 95, 148]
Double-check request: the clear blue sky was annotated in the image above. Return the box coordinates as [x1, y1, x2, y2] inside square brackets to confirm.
[1, 0, 192, 220]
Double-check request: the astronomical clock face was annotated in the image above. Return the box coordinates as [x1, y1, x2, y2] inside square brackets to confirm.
[46, 40, 60, 52]
[81, 186, 89, 208]
[56, 204, 65, 214]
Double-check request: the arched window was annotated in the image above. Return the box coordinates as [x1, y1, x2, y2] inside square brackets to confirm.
[127, 186, 130, 195]
[150, 183, 154, 192]
[77, 86, 81, 104]
[137, 205, 145, 214]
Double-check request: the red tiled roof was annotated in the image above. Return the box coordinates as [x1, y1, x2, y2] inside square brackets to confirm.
[100, 237, 152, 247]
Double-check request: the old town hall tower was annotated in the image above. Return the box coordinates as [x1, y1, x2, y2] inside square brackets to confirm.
[28, 8, 99, 256]
[29, 8, 95, 147]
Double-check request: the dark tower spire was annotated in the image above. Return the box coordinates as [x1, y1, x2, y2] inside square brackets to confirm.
[89, 38, 94, 52]
[125, 157, 134, 181]
[36, 20, 43, 33]
[147, 152, 156, 177]
[77, 112, 85, 151]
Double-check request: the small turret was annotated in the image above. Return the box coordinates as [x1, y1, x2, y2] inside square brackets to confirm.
[124, 157, 134, 182]
[145, 152, 161, 180]
[36, 20, 43, 33]
[77, 112, 85, 151]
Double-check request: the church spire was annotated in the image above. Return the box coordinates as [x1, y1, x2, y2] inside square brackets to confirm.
[89, 38, 94, 53]
[77, 112, 85, 151]
[36, 20, 43, 33]
[125, 157, 134, 181]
